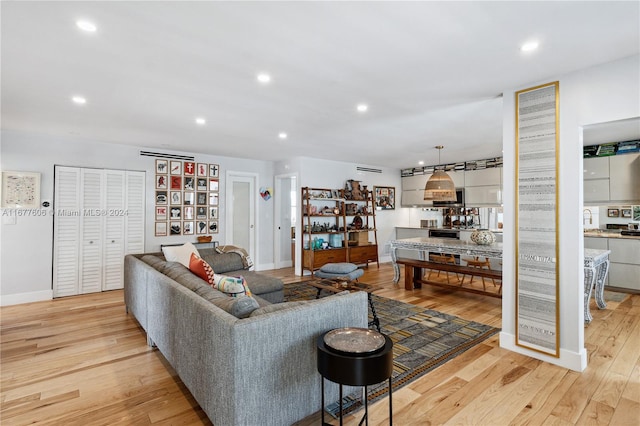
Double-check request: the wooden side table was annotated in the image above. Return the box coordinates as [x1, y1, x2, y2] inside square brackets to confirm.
[317, 328, 393, 425]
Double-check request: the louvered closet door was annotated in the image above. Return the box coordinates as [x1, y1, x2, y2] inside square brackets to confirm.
[102, 170, 125, 291]
[53, 167, 81, 297]
[125, 171, 145, 255]
[79, 169, 104, 294]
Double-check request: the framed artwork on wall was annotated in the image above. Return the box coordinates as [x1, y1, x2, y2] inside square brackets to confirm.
[169, 206, 181, 220]
[209, 220, 219, 234]
[209, 179, 219, 191]
[155, 222, 167, 236]
[184, 162, 195, 176]
[621, 208, 632, 218]
[373, 186, 395, 210]
[156, 206, 167, 221]
[183, 221, 194, 235]
[197, 163, 208, 176]
[209, 193, 219, 206]
[170, 191, 181, 205]
[196, 220, 208, 234]
[196, 206, 208, 219]
[183, 192, 195, 205]
[607, 208, 620, 217]
[209, 207, 218, 219]
[170, 221, 181, 235]
[155, 159, 168, 174]
[156, 175, 167, 189]
[197, 178, 208, 191]
[170, 161, 182, 175]
[209, 164, 219, 178]
[1, 171, 41, 208]
[155, 191, 167, 205]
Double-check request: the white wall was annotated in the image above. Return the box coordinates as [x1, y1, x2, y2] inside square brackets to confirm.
[0, 131, 275, 304]
[501, 54, 640, 371]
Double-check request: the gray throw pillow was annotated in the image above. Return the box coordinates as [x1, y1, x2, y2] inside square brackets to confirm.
[319, 262, 357, 274]
[209, 295, 259, 319]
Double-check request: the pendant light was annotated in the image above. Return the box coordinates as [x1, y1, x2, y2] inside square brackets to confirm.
[424, 145, 456, 201]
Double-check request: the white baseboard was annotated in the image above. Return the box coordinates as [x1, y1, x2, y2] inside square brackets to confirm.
[254, 262, 275, 271]
[499, 331, 587, 372]
[1, 290, 53, 306]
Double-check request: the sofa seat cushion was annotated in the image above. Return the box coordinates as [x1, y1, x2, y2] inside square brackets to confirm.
[230, 271, 283, 296]
[249, 301, 309, 317]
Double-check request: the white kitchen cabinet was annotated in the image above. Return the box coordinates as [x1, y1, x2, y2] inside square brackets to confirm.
[584, 179, 610, 203]
[609, 153, 640, 203]
[464, 168, 502, 206]
[402, 174, 429, 190]
[583, 157, 609, 180]
[401, 189, 432, 207]
[608, 263, 640, 291]
[448, 170, 465, 187]
[465, 168, 500, 186]
[53, 166, 145, 297]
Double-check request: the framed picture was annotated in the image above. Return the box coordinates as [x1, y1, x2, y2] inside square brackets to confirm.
[196, 220, 208, 234]
[155, 159, 168, 174]
[156, 175, 167, 189]
[170, 191, 181, 205]
[183, 192, 195, 205]
[184, 177, 195, 191]
[183, 221, 195, 235]
[155, 222, 168, 236]
[209, 206, 218, 219]
[209, 193, 219, 206]
[169, 206, 181, 219]
[197, 163, 208, 177]
[373, 186, 395, 210]
[184, 162, 195, 176]
[170, 221, 181, 235]
[196, 206, 208, 219]
[196, 192, 208, 205]
[209, 178, 219, 192]
[155, 191, 168, 205]
[633, 206, 640, 221]
[209, 220, 219, 234]
[196, 178, 208, 191]
[170, 176, 182, 190]
[209, 164, 219, 178]
[155, 206, 167, 221]
[170, 161, 182, 175]
[621, 208, 632, 218]
[183, 206, 194, 220]
[1, 171, 41, 208]
[607, 208, 620, 217]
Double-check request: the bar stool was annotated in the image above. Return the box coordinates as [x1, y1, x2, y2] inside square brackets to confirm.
[427, 254, 460, 284]
[463, 257, 495, 290]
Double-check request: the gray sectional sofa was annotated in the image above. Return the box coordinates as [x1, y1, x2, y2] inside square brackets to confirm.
[124, 248, 368, 426]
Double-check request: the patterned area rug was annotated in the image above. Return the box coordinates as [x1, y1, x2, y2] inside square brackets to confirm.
[284, 281, 501, 418]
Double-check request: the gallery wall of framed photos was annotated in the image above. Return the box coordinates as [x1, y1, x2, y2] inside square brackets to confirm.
[154, 160, 220, 237]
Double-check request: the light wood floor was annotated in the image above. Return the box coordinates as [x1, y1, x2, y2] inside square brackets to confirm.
[1, 263, 638, 425]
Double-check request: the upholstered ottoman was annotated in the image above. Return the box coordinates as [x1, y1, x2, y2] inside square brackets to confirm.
[315, 263, 364, 281]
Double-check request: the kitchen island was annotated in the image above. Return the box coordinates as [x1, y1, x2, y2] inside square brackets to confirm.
[390, 237, 611, 322]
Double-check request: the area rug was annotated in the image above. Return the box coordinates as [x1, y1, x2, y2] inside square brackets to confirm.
[603, 290, 630, 303]
[284, 281, 501, 418]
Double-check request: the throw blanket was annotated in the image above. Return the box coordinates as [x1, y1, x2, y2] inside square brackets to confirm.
[216, 245, 254, 269]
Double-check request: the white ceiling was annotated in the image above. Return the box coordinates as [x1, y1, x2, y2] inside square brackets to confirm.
[2, 1, 639, 169]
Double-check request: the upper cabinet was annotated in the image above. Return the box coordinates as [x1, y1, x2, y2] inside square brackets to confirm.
[401, 173, 431, 207]
[464, 168, 502, 207]
[583, 153, 639, 204]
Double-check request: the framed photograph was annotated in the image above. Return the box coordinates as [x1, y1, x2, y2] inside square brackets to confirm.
[209, 164, 219, 178]
[373, 186, 395, 210]
[155, 206, 167, 221]
[156, 175, 167, 189]
[196, 220, 208, 234]
[621, 208, 632, 218]
[196, 192, 208, 205]
[196, 206, 208, 219]
[184, 177, 195, 191]
[1, 171, 41, 208]
[184, 162, 195, 176]
[155, 222, 168, 237]
[633, 206, 640, 221]
[183, 192, 195, 205]
[209, 178, 219, 192]
[183, 206, 194, 220]
[170, 176, 182, 190]
[170, 221, 181, 235]
[209, 206, 218, 219]
[607, 208, 620, 218]
[197, 163, 208, 177]
[209, 220, 219, 234]
[155, 191, 168, 205]
[209, 192, 219, 206]
[196, 178, 208, 191]
[155, 159, 168, 174]
[169, 206, 182, 219]
[183, 221, 194, 235]
[170, 161, 182, 175]
[170, 191, 181, 205]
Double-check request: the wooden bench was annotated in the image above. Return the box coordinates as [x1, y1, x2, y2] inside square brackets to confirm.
[395, 257, 502, 298]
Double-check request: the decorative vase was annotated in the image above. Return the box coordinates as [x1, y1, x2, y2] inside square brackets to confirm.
[470, 229, 496, 245]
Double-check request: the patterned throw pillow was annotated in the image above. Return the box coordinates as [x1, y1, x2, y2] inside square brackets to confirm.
[188, 253, 215, 285]
[212, 274, 252, 297]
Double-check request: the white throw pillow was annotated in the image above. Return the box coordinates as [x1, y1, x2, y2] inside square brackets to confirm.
[162, 242, 200, 268]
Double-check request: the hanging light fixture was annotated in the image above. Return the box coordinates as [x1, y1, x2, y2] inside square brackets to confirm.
[424, 145, 456, 201]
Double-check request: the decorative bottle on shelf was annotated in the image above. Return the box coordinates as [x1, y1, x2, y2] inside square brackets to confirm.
[470, 229, 496, 245]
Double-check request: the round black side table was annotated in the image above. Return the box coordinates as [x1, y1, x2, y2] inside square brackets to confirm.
[317, 329, 394, 426]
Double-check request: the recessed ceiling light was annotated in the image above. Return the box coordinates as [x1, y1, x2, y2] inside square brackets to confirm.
[356, 104, 368, 113]
[418, 161, 424, 166]
[72, 96, 87, 105]
[76, 20, 97, 33]
[257, 73, 271, 84]
[195, 117, 206, 125]
[278, 132, 288, 140]
[520, 41, 539, 52]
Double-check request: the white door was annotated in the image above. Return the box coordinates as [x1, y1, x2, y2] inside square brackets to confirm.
[226, 173, 256, 262]
[274, 173, 297, 269]
[125, 171, 146, 255]
[53, 167, 81, 297]
[79, 169, 104, 294]
[103, 170, 125, 291]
